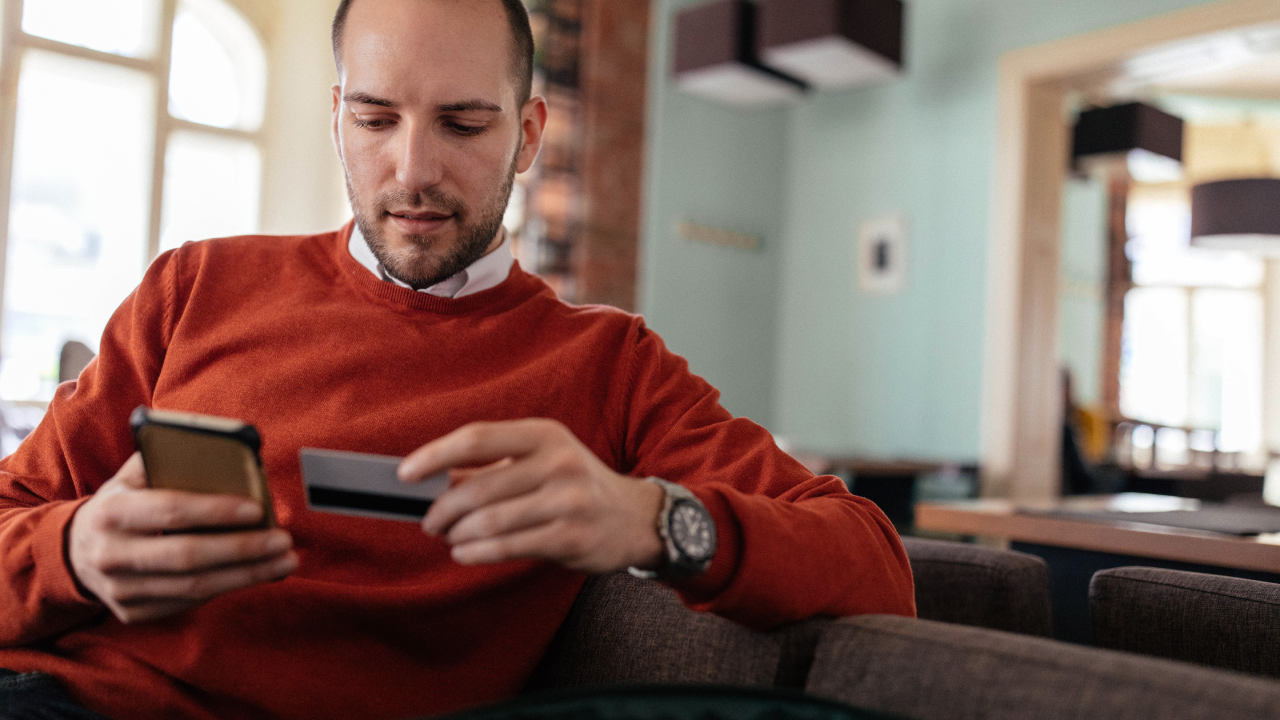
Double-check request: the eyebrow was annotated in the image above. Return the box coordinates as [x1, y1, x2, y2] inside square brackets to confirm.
[438, 100, 504, 113]
[343, 94, 504, 114]
[344, 92, 394, 107]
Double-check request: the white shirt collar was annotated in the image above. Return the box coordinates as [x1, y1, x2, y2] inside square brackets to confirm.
[348, 224, 514, 298]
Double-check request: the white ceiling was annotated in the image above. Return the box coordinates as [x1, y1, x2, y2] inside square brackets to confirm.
[1099, 22, 1280, 102]
[1153, 51, 1280, 99]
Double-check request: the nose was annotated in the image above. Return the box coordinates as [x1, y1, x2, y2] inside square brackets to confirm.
[394, 119, 444, 193]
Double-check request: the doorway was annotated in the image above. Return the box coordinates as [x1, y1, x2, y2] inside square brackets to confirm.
[980, 0, 1280, 500]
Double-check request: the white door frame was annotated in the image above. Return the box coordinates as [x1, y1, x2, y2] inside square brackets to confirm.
[980, 0, 1280, 500]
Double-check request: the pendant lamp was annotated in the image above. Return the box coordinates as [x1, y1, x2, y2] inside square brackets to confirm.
[1190, 178, 1280, 255]
[756, 0, 904, 90]
[1072, 102, 1185, 183]
[673, 0, 808, 107]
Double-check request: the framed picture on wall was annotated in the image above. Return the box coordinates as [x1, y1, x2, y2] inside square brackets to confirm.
[857, 214, 908, 295]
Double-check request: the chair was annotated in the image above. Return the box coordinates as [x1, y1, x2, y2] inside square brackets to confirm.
[58, 341, 95, 384]
[805, 615, 1280, 720]
[1090, 566, 1280, 678]
[901, 536, 1052, 636]
[524, 572, 829, 692]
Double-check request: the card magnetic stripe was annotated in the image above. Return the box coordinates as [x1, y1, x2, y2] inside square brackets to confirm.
[306, 486, 432, 518]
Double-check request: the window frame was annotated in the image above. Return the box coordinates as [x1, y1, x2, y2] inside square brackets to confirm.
[1119, 189, 1267, 447]
[0, 0, 265, 333]
[1119, 282, 1265, 438]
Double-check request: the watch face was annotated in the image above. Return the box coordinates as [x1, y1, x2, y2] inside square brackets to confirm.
[670, 500, 715, 562]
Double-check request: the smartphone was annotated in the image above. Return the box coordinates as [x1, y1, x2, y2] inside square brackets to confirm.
[130, 406, 275, 530]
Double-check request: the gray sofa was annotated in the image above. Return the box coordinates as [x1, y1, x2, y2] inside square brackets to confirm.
[1091, 566, 1280, 678]
[528, 538, 1053, 692]
[900, 536, 1052, 636]
[525, 571, 823, 691]
[527, 542, 1280, 719]
[806, 615, 1280, 720]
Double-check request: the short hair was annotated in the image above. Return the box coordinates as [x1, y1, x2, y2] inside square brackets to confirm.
[332, 0, 535, 107]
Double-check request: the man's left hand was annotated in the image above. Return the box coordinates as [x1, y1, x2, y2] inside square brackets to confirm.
[399, 419, 665, 574]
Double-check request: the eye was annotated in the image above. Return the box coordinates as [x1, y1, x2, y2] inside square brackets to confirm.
[446, 122, 487, 137]
[352, 117, 394, 130]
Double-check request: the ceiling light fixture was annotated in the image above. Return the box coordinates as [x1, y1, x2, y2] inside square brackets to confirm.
[1071, 102, 1185, 184]
[672, 0, 808, 108]
[1190, 178, 1280, 255]
[756, 0, 905, 90]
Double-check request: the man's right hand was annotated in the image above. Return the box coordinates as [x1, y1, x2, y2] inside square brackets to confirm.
[68, 453, 298, 624]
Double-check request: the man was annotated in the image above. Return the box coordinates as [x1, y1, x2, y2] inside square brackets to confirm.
[0, 1, 914, 718]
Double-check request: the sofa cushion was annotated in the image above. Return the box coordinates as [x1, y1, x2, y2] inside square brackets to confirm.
[525, 572, 784, 690]
[901, 537, 1052, 636]
[1090, 566, 1280, 677]
[806, 615, 1280, 720]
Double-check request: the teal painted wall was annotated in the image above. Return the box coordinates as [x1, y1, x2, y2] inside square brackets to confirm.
[640, 0, 1216, 457]
[639, 0, 790, 427]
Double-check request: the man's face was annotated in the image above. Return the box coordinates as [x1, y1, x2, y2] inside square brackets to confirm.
[332, 0, 545, 289]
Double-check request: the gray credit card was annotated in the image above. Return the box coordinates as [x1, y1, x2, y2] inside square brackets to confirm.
[300, 447, 450, 522]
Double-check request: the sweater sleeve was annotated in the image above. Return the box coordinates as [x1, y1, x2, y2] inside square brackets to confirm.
[620, 321, 915, 630]
[0, 250, 181, 647]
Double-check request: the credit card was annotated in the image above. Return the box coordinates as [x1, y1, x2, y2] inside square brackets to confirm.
[300, 447, 451, 522]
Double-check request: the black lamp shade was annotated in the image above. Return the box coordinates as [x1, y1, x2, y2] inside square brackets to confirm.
[1190, 179, 1280, 252]
[673, 0, 807, 107]
[757, 0, 904, 90]
[1072, 102, 1184, 163]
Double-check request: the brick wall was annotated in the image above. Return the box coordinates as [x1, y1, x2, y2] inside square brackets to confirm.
[520, 0, 650, 311]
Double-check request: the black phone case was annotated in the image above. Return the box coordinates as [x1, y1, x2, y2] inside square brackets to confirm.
[130, 406, 276, 530]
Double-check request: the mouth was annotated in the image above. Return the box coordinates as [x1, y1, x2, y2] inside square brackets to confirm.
[385, 209, 455, 234]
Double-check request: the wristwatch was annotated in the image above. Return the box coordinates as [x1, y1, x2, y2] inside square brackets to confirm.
[628, 477, 717, 581]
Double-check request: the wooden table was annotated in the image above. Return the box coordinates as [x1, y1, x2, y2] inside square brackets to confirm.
[915, 495, 1280, 574]
[914, 495, 1280, 643]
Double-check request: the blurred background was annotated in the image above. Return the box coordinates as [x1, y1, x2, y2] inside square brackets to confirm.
[1, 0, 1279, 526]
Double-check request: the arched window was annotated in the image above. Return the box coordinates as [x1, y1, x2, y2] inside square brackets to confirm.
[0, 0, 267, 402]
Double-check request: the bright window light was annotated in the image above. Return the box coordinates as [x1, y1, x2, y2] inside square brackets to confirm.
[1120, 195, 1265, 458]
[1192, 289, 1263, 452]
[1120, 287, 1189, 428]
[0, 0, 268, 414]
[168, 0, 267, 130]
[160, 131, 261, 252]
[2, 51, 154, 402]
[22, 0, 160, 59]
[1128, 196, 1264, 288]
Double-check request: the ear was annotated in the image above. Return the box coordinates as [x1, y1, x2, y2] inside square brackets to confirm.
[331, 84, 345, 162]
[515, 95, 548, 174]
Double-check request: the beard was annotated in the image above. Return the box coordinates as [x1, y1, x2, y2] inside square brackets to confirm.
[347, 152, 518, 290]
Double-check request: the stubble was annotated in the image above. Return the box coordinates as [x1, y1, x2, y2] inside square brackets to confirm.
[347, 151, 519, 290]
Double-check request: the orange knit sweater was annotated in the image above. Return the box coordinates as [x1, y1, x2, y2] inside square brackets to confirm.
[0, 225, 914, 720]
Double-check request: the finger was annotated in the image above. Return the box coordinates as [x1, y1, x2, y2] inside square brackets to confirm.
[100, 529, 292, 574]
[99, 490, 263, 534]
[450, 520, 597, 570]
[447, 457, 514, 484]
[105, 552, 299, 605]
[421, 452, 559, 536]
[443, 486, 569, 545]
[107, 599, 194, 625]
[399, 419, 556, 482]
[102, 453, 148, 494]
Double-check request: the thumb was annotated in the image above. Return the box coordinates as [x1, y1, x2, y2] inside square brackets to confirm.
[108, 452, 148, 491]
